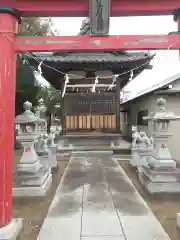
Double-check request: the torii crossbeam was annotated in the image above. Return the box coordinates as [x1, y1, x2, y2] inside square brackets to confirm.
[16, 34, 180, 52]
[3, 0, 180, 16]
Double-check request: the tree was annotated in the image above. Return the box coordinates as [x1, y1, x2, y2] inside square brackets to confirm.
[15, 17, 58, 115]
[38, 86, 61, 133]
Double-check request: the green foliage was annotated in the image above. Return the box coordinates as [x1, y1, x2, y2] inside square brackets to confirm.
[15, 17, 58, 115]
[38, 86, 61, 115]
[38, 86, 61, 133]
[15, 62, 41, 115]
[17, 17, 55, 37]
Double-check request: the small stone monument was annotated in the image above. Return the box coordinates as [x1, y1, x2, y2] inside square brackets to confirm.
[139, 97, 180, 194]
[47, 129, 58, 168]
[13, 101, 52, 197]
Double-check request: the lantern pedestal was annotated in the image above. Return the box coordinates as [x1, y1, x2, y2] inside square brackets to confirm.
[0, 218, 23, 240]
[13, 134, 52, 197]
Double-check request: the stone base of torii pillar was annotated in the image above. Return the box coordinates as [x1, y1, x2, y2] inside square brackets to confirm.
[0, 219, 23, 240]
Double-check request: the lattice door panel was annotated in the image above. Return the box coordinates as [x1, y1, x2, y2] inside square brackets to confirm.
[64, 93, 117, 131]
[65, 94, 90, 115]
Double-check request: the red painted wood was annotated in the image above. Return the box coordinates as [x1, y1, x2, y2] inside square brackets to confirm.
[16, 34, 180, 52]
[0, 14, 18, 227]
[3, 0, 180, 17]
[177, 17, 180, 59]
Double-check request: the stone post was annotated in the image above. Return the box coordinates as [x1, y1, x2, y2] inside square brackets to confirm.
[13, 101, 52, 197]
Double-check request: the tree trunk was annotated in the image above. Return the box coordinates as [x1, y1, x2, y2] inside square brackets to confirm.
[47, 112, 52, 134]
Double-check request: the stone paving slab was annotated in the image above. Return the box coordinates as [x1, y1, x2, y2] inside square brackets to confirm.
[37, 150, 171, 240]
[81, 237, 125, 240]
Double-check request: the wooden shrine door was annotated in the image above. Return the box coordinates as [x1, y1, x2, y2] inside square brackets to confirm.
[64, 93, 117, 132]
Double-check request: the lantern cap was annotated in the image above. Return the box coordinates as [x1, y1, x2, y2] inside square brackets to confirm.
[143, 97, 180, 121]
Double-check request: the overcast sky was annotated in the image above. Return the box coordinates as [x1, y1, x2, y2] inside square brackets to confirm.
[37, 16, 180, 94]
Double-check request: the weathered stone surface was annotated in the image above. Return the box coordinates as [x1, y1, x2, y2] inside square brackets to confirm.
[141, 166, 180, 182]
[139, 172, 180, 194]
[37, 151, 170, 240]
[0, 218, 23, 240]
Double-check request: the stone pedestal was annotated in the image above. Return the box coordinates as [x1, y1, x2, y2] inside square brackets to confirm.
[47, 130, 58, 168]
[13, 134, 52, 197]
[36, 133, 56, 169]
[49, 145, 58, 168]
[0, 219, 23, 240]
[139, 161, 180, 194]
[131, 148, 140, 167]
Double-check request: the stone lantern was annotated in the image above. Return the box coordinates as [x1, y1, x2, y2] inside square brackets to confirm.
[139, 97, 180, 194]
[13, 101, 52, 197]
[145, 98, 180, 165]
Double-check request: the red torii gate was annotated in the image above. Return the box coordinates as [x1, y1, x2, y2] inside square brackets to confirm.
[1, 0, 180, 232]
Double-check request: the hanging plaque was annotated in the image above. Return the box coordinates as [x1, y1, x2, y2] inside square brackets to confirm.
[89, 0, 110, 36]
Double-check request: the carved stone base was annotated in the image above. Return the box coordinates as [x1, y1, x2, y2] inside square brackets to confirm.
[13, 165, 52, 197]
[0, 218, 23, 240]
[139, 171, 180, 194]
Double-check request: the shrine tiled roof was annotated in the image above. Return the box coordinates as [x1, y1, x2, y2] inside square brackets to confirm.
[33, 51, 154, 63]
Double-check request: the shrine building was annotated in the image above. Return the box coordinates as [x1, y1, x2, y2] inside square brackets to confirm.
[29, 18, 154, 134]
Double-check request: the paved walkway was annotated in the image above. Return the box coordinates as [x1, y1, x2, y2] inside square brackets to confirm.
[37, 151, 171, 240]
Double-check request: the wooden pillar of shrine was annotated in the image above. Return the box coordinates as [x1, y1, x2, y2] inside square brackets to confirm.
[0, 7, 21, 227]
[116, 79, 121, 132]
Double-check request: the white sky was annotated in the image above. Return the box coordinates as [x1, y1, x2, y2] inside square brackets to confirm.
[37, 16, 180, 94]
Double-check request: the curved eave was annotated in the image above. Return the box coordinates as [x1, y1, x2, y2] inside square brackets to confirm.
[28, 53, 154, 89]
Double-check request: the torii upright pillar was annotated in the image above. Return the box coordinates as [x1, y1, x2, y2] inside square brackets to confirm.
[0, 7, 22, 240]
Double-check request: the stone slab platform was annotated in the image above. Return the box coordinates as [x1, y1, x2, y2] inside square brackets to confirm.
[37, 151, 171, 240]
